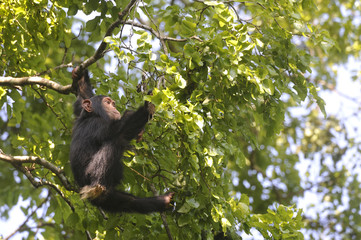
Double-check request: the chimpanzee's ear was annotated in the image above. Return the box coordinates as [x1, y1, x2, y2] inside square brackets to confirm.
[82, 99, 93, 112]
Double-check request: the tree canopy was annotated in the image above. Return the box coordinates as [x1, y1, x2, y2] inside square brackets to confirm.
[0, 0, 360, 239]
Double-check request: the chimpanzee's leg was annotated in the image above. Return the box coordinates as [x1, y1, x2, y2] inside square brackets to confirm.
[91, 190, 173, 213]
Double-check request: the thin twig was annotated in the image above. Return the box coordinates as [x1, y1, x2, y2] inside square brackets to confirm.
[76, 0, 140, 74]
[61, 48, 68, 65]
[35, 63, 73, 77]
[11, 162, 75, 212]
[86, 230, 92, 240]
[32, 86, 68, 130]
[149, 184, 174, 240]
[128, 166, 151, 181]
[4, 193, 50, 240]
[123, 20, 189, 42]
[139, 2, 168, 54]
[160, 213, 173, 240]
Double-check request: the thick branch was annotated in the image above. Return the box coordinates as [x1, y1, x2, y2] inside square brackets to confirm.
[0, 76, 73, 94]
[0, 153, 73, 191]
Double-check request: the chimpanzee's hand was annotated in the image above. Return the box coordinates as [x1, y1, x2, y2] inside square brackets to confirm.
[136, 129, 145, 143]
[144, 90, 155, 117]
[72, 66, 81, 80]
[161, 192, 175, 210]
[145, 101, 155, 117]
[71, 67, 83, 92]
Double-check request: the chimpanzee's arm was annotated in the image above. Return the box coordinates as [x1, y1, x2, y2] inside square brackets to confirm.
[72, 68, 93, 99]
[118, 101, 155, 141]
[72, 68, 94, 117]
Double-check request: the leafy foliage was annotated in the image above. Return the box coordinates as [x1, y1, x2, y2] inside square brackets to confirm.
[0, 0, 359, 239]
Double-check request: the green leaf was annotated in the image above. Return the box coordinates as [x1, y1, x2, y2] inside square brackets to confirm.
[256, 38, 264, 48]
[68, 4, 78, 16]
[67, 212, 80, 227]
[221, 217, 231, 233]
[263, 79, 275, 95]
[182, 19, 196, 31]
[175, 73, 187, 89]
[178, 214, 192, 227]
[86, 17, 100, 32]
[149, 52, 157, 61]
[0, 88, 6, 100]
[204, 1, 223, 6]
[186, 198, 200, 208]
[64, 28, 72, 48]
[178, 203, 191, 213]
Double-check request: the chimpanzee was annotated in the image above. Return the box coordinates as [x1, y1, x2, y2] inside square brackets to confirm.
[70, 68, 173, 213]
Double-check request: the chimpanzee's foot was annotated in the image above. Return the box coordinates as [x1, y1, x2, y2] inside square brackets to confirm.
[80, 184, 106, 200]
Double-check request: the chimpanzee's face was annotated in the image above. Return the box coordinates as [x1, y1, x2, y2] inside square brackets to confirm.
[102, 97, 121, 120]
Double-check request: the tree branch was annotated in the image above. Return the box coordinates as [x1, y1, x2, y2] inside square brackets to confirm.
[0, 153, 74, 191]
[10, 162, 75, 212]
[318, 79, 360, 103]
[0, 1, 197, 92]
[0, 1, 141, 92]
[35, 63, 73, 77]
[76, 0, 140, 75]
[5, 192, 50, 240]
[0, 76, 73, 94]
[32, 86, 68, 130]
[149, 184, 174, 240]
[124, 20, 202, 42]
[136, 6, 168, 54]
[0, 63, 74, 94]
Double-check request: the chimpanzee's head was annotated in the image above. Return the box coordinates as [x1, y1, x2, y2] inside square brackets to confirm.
[81, 95, 121, 120]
